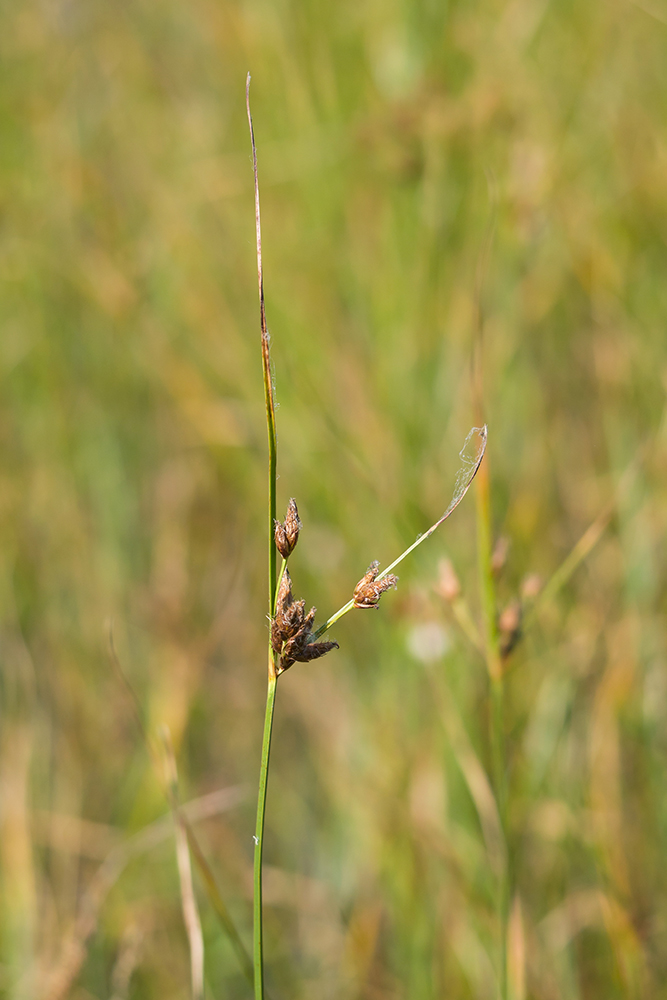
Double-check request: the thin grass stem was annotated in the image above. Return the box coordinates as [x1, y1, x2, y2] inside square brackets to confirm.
[184, 820, 254, 987]
[521, 454, 641, 635]
[475, 458, 509, 1000]
[42, 785, 247, 1000]
[246, 73, 278, 617]
[247, 73, 280, 1000]
[108, 628, 253, 983]
[162, 729, 205, 1000]
[470, 177, 509, 999]
[253, 672, 277, 1000]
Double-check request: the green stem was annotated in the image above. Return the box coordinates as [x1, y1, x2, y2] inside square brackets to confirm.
[266, 400, 277, 613]
[254, 669, 278, 1000]
[475, 461, 509, 1000]
[246, 75, 278, 615]
[315, 597, 355, 635]
[490, 675, 509, 1000]
[247, 75, 280, 1000]
[252, 562, 284, 1000]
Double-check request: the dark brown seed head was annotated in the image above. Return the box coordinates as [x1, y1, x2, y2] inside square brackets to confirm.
[274, 498, 302, 559]
[270, 569, 338, 672]
[284, 639, 339, 667]
[353, 560, 399, 609]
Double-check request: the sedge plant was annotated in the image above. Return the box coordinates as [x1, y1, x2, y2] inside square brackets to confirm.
[246, 75, 487, 1000]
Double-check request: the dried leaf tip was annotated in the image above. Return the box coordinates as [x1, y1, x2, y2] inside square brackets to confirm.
[271, 568, 338, 673]
[353, 560, 398, 610]
[274, 498, 302, 559]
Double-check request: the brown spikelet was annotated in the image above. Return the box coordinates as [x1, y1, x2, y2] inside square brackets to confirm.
[287, 640, 339, 664]
[274, 498, 302, 559]
[270, 569, 338, 672]
[271, 570, 295, 653]
[352, 560, 399, 609]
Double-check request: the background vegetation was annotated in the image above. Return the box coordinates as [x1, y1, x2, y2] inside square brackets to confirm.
[1, 0, 667, 996]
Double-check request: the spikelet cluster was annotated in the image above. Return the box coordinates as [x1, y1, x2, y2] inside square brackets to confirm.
[269, 501, 400, 674]
[271, 570, 338, 673]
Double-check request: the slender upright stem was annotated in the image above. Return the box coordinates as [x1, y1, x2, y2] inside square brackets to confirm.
[470, 177, 508, 999]
[162, 729, 205, 1000]
[253, 670, 277, 1000]
[247, 74, 279, 1000]
[475, 458, 509, 1000]
[246, 74, 278, 615]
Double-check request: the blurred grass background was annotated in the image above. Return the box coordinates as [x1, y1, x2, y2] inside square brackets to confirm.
[1, 0, 667, 996]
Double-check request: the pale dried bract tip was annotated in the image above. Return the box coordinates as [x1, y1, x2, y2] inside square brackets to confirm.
[270, 568, 339, 673]
[435, 558, 461, 602]
[521, 573, 542, 600]
[491, 536, 510, 576]
[271, 569, 295, 654]
[274, 498, 302, 559]
[353, 560, 399, 610]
